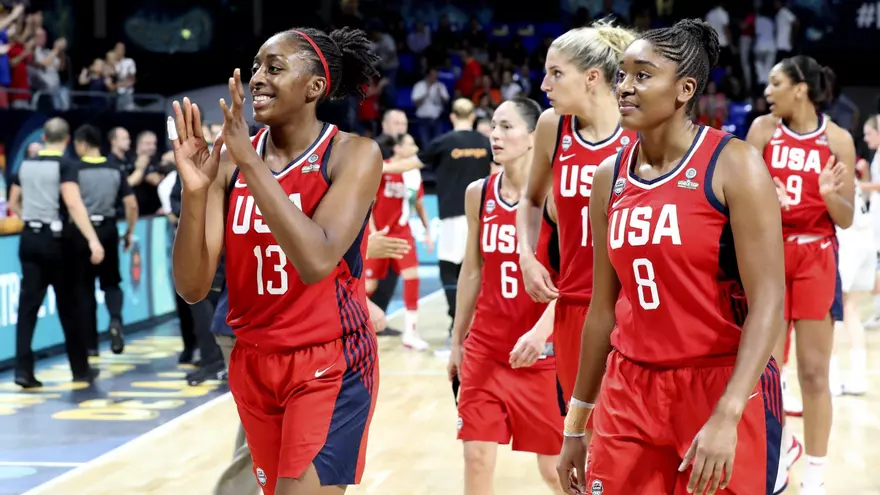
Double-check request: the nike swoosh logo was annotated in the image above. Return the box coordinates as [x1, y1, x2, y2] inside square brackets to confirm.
[611, 199, 624, 209]
[820, 241, 832, 249]
[234, 178, 248, 188]
[315, 364, 335, 378]
[483, 215, 497, 222]
[559, 154, 576, 162]
[749, 392, 759, 400]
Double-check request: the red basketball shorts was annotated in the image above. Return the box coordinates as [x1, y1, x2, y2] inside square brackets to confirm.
[585, 350, 784, 495]
[364, 233, 418, 280]
[554, 299, 589, 403]
[457, 351, 564, 455]
[228, 330, 379, 495]
[783, 236, 843, 322]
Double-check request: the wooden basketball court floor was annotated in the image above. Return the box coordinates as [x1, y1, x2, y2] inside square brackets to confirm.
[20, 290, 880, 495]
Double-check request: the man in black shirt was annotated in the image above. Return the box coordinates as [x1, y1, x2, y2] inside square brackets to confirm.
[416, 98, 492, 352]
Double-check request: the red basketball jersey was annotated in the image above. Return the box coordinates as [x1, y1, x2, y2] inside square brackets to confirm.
[552, 115, 637, 304]
[536, 200, 560, 282]
[608, 126, 747, 367]
[225, 125, 372, 349]
[466, 172, 551, 368]
[372, 169, 416, 237]
[762, 115, 835, 238]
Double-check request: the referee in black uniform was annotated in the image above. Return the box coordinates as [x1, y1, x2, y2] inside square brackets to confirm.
[7, 118, 104, 388]
[71, 124, 139, 356]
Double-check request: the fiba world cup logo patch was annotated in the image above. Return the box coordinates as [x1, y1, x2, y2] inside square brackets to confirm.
[485, 199, 496, 213]
[677, 168, 699, 191]
[302, 153, 321, 173]
[256, 467, 267, 486]
[457, 417, 463, 432]
[620, 135, 630, 146]
[613, 178, 625, 196]
[562, 135, 572, 151]
[591, 480, 604, 494]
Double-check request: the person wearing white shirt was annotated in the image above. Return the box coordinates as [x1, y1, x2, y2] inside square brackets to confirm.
[411, 68, 450, 146]
[113, 42, 136, 110]
[774, 0, 797, 61]
[705, 1, 732, 66]
[753, 6, 776, 85]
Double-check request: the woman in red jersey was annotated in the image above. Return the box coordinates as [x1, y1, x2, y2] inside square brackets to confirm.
[558, 19, 786, 495]
[170, 27, 382, 495]
[448, 97, 564, 494]
[746, 56, 855, 495]
[516, 19, 637, 414]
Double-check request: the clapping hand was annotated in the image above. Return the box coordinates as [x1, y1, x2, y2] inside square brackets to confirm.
[170, 97, 224, 193]
[219, 68, 258, 168]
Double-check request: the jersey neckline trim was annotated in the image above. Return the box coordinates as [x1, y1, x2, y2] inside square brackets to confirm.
[493, 171, 518, 211]
[249, 122, 334, 180]
[780, 113, 826, 140]
[571, 116, 623, 150]
[625, 126, 707, 190]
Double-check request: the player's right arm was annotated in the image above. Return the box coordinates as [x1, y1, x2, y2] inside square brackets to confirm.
[170, 98, 228, 304]
[745, 115, 790, 210]
[557, 154, 620, 493]
[447, 179, 485, 382]
[517, 109, 559, 303]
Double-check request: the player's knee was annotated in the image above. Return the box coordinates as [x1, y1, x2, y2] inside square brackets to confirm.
[797, 357, 830, 394]
[462, 442, 494, 475]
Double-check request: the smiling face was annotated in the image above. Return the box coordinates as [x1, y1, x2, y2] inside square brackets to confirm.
[615, 39, 696, 131]
[250, 33, 324, 125]
[490, 101, 533, 165]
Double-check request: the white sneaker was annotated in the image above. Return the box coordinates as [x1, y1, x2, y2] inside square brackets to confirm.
[774, 435, 804, 494]
[842, 375, 868, 395]
[799, 483, 826, 495]
[402, 331, 429, 351]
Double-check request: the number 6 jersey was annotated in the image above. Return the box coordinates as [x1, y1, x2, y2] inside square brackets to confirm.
[465, 172, 551, 367]
[225, 124, 372, 349]
[607, 126, 748, 367]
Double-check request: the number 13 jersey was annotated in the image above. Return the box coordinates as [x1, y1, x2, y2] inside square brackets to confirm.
[552, 115, 637, 304]
[225, 124, 371, 349]
[608, 126, 748, 367]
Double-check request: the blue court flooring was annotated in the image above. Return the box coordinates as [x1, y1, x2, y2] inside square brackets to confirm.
[0, 268, 440, 495]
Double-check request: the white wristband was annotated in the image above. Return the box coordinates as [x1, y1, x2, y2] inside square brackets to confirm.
[569, 397, 595, 409]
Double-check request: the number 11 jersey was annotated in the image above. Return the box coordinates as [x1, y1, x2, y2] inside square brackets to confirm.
[608, 126, 748, 367]
[552, 115, 636, 304]
[225, 124, 371, 349]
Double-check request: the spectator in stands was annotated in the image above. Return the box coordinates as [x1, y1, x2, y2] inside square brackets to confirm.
[126, 131, 163, 215]
[412, 67, 450, 147]
[30, 28, 66, 110]
[432, 15, 457, 52]
[500, 69, 523, 101]
[0, 3, 25, 108]
[457, 48, 483, 99]
[774, 0, 797, 62]
[113, 42, 136, 110]
[5, 13, 34, 109]
[370, 24, 399, 107]
[358, 75, 386, 136]
[697, 80, 728, 129]
[705, 1, 732, 67]
[407, 20, 431, 56]
[78, 58, 115, 110]
[475, 93, 493, 121]
[753, 6, 776, 86]
[463, 17, 486, 52]
[739, 8, 756, 92]
[472, 74, 501, 107]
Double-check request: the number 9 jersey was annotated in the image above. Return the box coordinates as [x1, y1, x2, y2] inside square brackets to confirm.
[225, 125, 372, 349]
[607, 126, 747, 367]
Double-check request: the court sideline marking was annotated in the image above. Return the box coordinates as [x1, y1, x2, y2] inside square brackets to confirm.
[22, 288, 445, 494]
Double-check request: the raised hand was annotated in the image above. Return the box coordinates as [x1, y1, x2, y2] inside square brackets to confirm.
[219, 68, 258, 167]
[772, 177, 792, 211]
[819, 155, 846, 198]
[170, 97, 224, 193]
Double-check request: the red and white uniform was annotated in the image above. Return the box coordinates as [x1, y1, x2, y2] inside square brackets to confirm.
[550, 115, 636, 401]
[763, 115, 842, 322]
[457, 172, 563, 454]
[364, 169, 420, 279]
[225, 125, 378, 494]
[585, 126, 783, 494]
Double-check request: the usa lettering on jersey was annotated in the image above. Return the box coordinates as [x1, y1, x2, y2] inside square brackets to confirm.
[481, 218, 520, 299]
[609, 204, 682, 310]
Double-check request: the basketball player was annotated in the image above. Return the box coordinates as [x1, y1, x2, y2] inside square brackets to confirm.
[448, 97, 563, 494]
[558, 19, 786, 495]
[517, 19, 636, 408]
[170, 26, 381, 495]
[367, 133, 433, 350]
[747, 56, 855, 495]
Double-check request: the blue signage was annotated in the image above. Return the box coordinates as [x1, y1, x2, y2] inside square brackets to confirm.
[0, 216, 177, 365]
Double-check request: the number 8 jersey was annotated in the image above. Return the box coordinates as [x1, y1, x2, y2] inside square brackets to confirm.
[608, 126, 748, 367]
[466, 172, 550, 367]
[225, 125, 372, 349]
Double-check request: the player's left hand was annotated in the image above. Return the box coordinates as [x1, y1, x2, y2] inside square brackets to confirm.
[219, 68, 258, 167]
[679, 412, 737, 495]
[509, 328, 547, 368]
[424, 234, 434, 253]
[819, 155, 846, 198]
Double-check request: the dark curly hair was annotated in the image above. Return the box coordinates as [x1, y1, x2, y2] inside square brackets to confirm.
[282, 26, 380, 102]
[638, 19, 721, 113]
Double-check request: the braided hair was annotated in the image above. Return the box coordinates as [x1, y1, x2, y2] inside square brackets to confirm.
[282, 26, 380, 102]
[638, 19, 720, 113]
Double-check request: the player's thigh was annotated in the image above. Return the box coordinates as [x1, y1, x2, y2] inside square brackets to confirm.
[392, 236, 419, 276]
[673, 361, 783, 495]
[553, 301, 589, 401]
[505, 365, 563, 456]
[227, 344, 287, 495]
[790, 241, 839, 321]
[364, 258, 389, 283]
[283, 332, 379, 487]
[457, 354, 511, 445]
